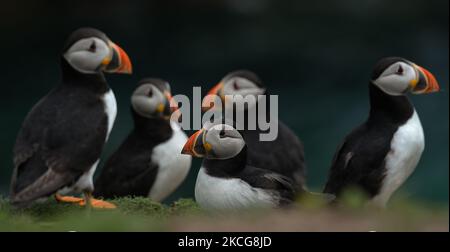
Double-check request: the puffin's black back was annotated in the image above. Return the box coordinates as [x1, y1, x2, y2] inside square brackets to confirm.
[11, 79, 110, 206]
[242, 121, 306, 189]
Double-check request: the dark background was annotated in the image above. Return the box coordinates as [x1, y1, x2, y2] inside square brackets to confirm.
[0, 0, 448, 204]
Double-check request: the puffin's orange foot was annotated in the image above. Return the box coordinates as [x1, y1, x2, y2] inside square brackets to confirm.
[55, 194, 84, 204]
[79, 198, 117, 209]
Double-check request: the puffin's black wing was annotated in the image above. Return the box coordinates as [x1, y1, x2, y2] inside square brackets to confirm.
[277, 121, 307, 186]
[243, 120, 306, 190]
[11, 87, 108, 205]
[239, 166, 297, 205]
[94, 133, 158, 199]
[323, 123, 392, 197]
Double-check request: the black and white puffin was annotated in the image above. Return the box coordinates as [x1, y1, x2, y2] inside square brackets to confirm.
[181, 122, 296, 210]
[324, 57, 440, 207]
[94, 78, 192, 202]
[10, 27, 132, 208]
[202, 70, 306, 192]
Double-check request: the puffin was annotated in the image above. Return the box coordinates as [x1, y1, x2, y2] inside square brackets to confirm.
[323, 57, 440, 207]
[202, 70, 306, 192]
[181, 122, 296, 210]
[10, 27, 132, 208]
[94, 78, 192, 202]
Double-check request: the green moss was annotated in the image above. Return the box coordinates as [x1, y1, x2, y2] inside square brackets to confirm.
[0, 195, 447, 231]
[110, 196, 167, 217]
[338, 186, 370, 209]
[168, 198, 202, 215]
[0, 195, 201, 231]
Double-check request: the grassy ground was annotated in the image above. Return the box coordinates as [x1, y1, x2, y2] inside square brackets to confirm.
[0, 195, 448, 232]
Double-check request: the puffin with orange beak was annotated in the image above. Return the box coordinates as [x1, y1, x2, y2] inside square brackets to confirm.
[324, 57, 440, 207]
[94, 78, 192, 202]
[202, 70, 307, 193]
[10, 28, 132, 208]
[182, 122, 297, 210]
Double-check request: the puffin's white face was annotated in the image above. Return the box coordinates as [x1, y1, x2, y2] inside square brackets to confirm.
[131, 83, 173, 119]
[372, 59, 440, 96]
[63, 32, 132, 75]
[181, 124, 245, 160]
[202, 75, 265, 111]
[204, 124, 245, 159]
[372, 61, 417, 96]
[64, 37, 111, 74]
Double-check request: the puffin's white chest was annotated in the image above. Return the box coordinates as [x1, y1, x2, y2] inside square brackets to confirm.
[101, 89, 117, 140]
[148, 121, 192, 202]
[195, 167, 276, 210]
[372, 110, 425, 207]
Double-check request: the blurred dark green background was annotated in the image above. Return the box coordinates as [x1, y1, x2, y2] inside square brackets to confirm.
[0, 0, 448, 204]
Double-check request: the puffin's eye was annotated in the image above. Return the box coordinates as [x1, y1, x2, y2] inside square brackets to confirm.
[88, 41, 96, 52]
[233, 81, 240, 90]
[147, 88, 153, 97]
[396, 65, 404, 75]
[219, 130, 226, 138]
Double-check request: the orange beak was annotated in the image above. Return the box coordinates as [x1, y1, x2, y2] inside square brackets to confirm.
[202, 82, 224, 111]
[103, 42, 132, 74]
[168, 93, 183, 122]
[411, 64, 440, 94]
[165, 92, 178, 113]
[157, 91, 176, 119]
[181, 129, 205, 157]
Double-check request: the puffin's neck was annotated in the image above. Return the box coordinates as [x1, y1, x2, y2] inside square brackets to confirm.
[203, 145, 247, 178]
[60, 58, 109, 94]
[368, 83, 414, 124]
[132, 109, 173, 142]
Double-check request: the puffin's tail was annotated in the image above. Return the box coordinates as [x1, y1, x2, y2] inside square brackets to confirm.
[10, 169, 73, 209]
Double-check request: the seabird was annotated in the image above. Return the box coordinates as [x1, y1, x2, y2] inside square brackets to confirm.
[182, 122, 296, 210]
[94, 78, 192, 202]
[10, 27, 132, 208]
[323, 57, 440, 207]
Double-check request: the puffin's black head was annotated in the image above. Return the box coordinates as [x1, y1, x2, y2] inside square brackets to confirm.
[131, 78, 177, 120]
[222, 70, 264, 88]
[62, 27, 132, 75]
[371, 57, 439, 95]
[202, 70, 266, 111]
[181, 122, 245, 160]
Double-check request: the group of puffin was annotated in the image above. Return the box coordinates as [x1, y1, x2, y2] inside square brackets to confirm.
[9, 28, 440, 210]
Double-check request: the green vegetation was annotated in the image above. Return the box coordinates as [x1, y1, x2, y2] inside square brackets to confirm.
[0, 196, 200, 231]
[0, 195, 447, 232]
